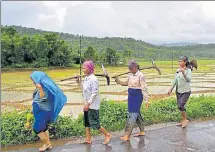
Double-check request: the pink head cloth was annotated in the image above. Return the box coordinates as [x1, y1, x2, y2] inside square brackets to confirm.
[83, 60, 95, 74]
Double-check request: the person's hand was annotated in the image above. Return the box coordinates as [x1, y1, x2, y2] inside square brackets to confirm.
[145, 103, 149, 110]
[168, 89, 172, 95]
[180, 67, 185, 74]
[114, 77, 120, 84]
[35, 83, 42, 89]
[24, 122, 31, 130]
[83, 104, 90, 111]
[75, 76, 80, 83]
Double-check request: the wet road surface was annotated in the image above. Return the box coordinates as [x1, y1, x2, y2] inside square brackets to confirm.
[4, 119, 215, 152]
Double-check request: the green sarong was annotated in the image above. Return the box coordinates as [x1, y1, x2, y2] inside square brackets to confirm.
[84, 109, 100, 129]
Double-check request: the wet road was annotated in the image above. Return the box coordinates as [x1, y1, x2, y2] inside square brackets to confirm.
[4, 119, 215, 152]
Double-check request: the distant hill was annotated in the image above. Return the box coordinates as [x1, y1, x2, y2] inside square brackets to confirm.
[161, 42, 200, 47]
[2, 25, 215, 59]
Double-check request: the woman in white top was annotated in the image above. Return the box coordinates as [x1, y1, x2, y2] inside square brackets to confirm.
[76, 60, 111, 145]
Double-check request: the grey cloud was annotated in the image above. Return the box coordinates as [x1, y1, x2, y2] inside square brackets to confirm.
[1, 1, 215, 44]
[1, 1, 58, 29]
[63, 2, 116, 36]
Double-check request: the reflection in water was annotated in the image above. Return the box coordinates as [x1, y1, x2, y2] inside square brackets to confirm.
[121, 141, 132, 152]
[181, 128, 187, 145]
[105, 144, 113, 152]
[138, 137, 146, 150]
[84, 144, 92, 152]
[120, 137, 145, 152]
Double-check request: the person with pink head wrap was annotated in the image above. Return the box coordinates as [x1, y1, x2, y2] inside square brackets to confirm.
[83, 60, 95, 74]
[76, 60, 111, 145]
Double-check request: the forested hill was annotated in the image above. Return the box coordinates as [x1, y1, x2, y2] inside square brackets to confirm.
[1, 25, 215, 68]
[5, 25, 161, 51]
[5, 25, 215, 57]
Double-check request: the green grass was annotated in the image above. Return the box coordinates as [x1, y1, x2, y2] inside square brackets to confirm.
[2, 60, 215, 86]
[1, 95, 215, 146]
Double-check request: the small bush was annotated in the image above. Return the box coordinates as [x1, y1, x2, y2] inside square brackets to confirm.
[1, 95, 215, 146]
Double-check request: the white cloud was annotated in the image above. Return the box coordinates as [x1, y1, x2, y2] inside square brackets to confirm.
[2, 1, 215, 44]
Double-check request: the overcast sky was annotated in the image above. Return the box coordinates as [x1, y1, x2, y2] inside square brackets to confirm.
[2, 1, 215, 44]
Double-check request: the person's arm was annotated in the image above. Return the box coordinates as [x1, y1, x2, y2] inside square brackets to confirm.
[36, 84, 45, 98]
[76, 77, 83, 89]
[182, 69, 192, 82]
[115, 77, 129, 86]
[84, 79, 99, 111]
[140, 75, 149, 103]
[168, 74, 177, 94]
[87, 80, 99, 105]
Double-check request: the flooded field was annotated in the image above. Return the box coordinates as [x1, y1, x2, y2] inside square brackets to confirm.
[1, 62, 215, 118]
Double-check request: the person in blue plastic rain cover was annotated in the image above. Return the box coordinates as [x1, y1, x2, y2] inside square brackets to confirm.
[30, 71, 67, 151]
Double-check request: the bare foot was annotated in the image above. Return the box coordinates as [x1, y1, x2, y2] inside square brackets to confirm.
[133, 132, 145, 137]
[83, 140, 92, 144]
[103, 134, 111, 145]
[177, 122, 183, 126]
[39, 144, 52, 152]
[120, 135, 130, 142]
[182, 120, 189, 128]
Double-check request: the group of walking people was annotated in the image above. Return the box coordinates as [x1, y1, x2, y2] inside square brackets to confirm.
[28, 55, 192, 151]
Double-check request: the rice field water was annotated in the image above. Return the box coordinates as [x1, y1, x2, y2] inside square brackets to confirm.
[1, 60, 215, 118]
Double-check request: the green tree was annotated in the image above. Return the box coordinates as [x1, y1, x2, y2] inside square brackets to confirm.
[105, 48, 120, 65]
[84, 46, 98, 61]
[123, 49, 133, 63]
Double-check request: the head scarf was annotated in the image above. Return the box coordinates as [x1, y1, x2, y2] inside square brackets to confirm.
[83, 60, 95, 74]
[128, 60, 138, 69]
[30, 71, 67, 122]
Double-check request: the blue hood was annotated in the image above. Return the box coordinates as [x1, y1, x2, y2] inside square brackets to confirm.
[31, 71, 67, 122]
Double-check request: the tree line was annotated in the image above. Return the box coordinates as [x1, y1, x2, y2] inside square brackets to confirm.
[1, 27, 134, 68]
[1, 26, 215, 68]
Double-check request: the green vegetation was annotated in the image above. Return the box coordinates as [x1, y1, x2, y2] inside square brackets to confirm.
[1, 25, 215, 68]
[2, 95, 215, 146]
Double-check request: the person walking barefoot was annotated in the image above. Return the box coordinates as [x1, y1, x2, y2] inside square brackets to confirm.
[76, 60, 111, 145]
[168, 56, 192, 128]
[30, 71, 67, 151]
[115, 60, 149, 141]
